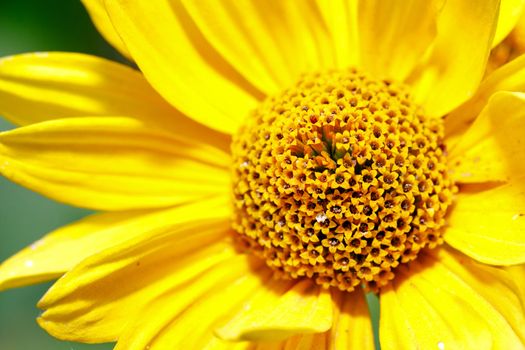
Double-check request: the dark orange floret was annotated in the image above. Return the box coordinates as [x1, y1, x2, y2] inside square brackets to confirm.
[231, 69, 455, 292]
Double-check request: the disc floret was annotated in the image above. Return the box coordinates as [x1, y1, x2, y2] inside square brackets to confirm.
[232, 69, 455, 292]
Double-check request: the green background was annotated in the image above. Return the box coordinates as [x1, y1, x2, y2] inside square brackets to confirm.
[0, 2, 380, 349]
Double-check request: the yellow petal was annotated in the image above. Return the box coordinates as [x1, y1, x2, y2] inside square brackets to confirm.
[449, 91, 525, 183]
[114, 258, 270, 350]
[329, 289, 374, 350]
[104, 0, 260, 134]
[205, 288, 374, 350]
[445, 179, 525, 265]
[315, 0, 359, 69]
[379, 288, 417, 350]
[0, 117, 230, 210]
[493, 0, 525, 47]
[380, 247, 524, 349]
[506, 265, 525, 304]
[0, 52, 230, 150]
[446, 54, 525, 146]
[266, 290, 374, 350]
[358, 0, 441, 82]
[284, 333, 328, 350]
[201, 289, 373, 350]
[81, 0, 132, 59]
[255, 343, 282, 350]
[439, 248, 525, 344]
[216, 279, 333, 342]
[198, 338, 254, 350]
[206, 341, 254, 350]
[0, 197, 229, 291]
[408, 0, 500, 117]
[182, 0, 334, 95]
[0, 53, 162, 125]
[37, 217, 234, 343]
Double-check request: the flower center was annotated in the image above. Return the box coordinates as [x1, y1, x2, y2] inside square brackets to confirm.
[231, 69, 455, 292]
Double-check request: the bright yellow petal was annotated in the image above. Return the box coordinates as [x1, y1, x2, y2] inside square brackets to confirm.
[199, 338, 254, 350]
[506, 265, 525, 304]
[0, 197, 229, 291]
[216, 279, 333, 342]
[0, 53, 158, 125]
[104, 0, 260, 134]
[379, 288, 417, 350]
[449, 91, 525, 183]
[315, 0, 359, 69]
[358, 0, 441, 82]
[81, 0, 132, 59]
[493, 0, 525, 47]
[0, 117, 230, 210]
[37, 216, 234, 343]
[329, 289, 374, 350]
[284, 333, 327, 350]
[279, 299, 373, 350]
[183, 0, 334, 95]
[380, 247, 524, 349]
[439, 248, 525, 344]
[0, 52, 230, 152]
[114, 258, 270, 350]
[206, 341, 254, 350]
[445, 179, 525, 265]
[446, 54, 525, 146]
[408, 0, 500, 117]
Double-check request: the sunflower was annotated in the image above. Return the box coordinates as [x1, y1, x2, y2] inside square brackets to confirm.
[1, 0, 525, 349]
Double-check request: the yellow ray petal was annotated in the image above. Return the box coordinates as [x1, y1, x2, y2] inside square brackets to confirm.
[493, 0, 525, 47]
[183, 0, 334, 95]
[449, 91, 525, 183]
[437, 248, 525, 344]
[379, 289, 417, 350]
[263, 290, 374, 350]
[314, 0, 359, 69]
[446, 54, 525, 147]
[0, 52, 229, 151]
[0, 52, 229, 154]
[81, 0, 131, 59]
[506, 265, 525, 304]
[0, 197, 229, 291]
[254, 342, 282, 350]
[0, 117, 230, 210]
[358, 0, 441, 82]
[408, 0, 500, 117]
[0, 52, 164, 125]
[329, 289, 374, 350]
[153, 288, 372, 350]
[114, 258, 270, 350]
[199, 338, 255, 350]
[104, 0, 261, 134]
[380, 247, 524, 349]
[284, 333, 327, 350]
[207, 341, 255, 350]
[37, 217, 234, 343]
[216, 279, 332, 342]
[445, 178, 525, 265]
[203, 289, 373, 350]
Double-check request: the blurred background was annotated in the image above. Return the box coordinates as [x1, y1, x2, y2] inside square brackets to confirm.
[0, 1, 118, 349]
[0, 2, 381, 349]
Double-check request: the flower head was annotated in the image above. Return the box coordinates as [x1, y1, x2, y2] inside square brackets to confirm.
[1, 1, 525, 349]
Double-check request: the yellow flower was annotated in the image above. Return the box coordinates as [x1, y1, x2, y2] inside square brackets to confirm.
[1, 0, 525, 349]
